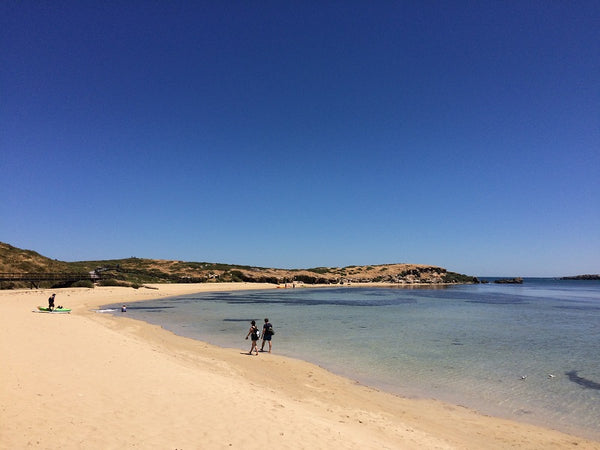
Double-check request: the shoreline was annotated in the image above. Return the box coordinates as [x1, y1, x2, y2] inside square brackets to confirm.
[2, 283, 599, 449]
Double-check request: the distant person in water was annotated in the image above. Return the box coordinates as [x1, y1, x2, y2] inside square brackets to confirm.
[48, 293, 56, 311]
[245, 320, 259, 355]
[121, 305, 127, 312]
[260, 318, 274, 353]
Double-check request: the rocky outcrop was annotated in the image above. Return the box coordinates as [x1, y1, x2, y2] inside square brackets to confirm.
[232, 264, 478, 285]
[561, 274, 600, 280]
[494, 277, 523, 284]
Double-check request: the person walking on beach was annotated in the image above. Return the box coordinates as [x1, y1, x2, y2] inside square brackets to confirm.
[245, 320, 260, 355]
[48, 293, 56, 311]
[260, 318, 274, 353]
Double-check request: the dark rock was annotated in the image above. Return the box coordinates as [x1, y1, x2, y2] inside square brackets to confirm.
[560, 274, 600, 280]
[494, 277, 523, 284]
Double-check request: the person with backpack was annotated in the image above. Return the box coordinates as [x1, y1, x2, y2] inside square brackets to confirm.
[245, 320, 260, 355]
[260, 318, 274, 353]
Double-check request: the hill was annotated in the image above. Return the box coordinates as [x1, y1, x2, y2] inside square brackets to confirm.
[0, 242, 478, 289]
[0, 242, 71, 273]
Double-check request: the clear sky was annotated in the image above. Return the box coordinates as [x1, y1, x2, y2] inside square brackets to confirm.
[1, 2, 598, 277]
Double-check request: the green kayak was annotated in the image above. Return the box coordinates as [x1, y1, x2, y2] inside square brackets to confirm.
[37, 306, 71, 313]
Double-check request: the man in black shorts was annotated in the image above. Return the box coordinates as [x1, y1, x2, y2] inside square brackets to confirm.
[260, 318, 274, 353]
[48, 293, 56, 311]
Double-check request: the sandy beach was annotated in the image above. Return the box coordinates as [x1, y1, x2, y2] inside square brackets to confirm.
[1, 284, 598, 449]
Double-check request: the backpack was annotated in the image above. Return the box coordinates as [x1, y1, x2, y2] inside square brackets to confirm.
[267, 325, 274, 335]
[253, 328, 260, 339]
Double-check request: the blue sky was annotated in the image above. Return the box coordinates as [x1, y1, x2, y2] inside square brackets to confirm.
[1, 1, 598, 277]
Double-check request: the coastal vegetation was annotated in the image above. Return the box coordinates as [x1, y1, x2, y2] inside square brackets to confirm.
[0, 241, 478, 289]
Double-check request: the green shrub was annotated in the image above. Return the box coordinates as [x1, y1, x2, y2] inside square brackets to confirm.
[98, 278, 128, 287]
[229, 270, 245, 282]
[443, 272, 479, 284]
[71, 280, 94, 288]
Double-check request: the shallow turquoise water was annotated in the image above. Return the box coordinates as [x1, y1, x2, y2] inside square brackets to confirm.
[103, 279, 600, 440]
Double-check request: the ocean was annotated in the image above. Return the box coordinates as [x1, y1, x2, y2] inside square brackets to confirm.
[102, 279, 600, 440]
